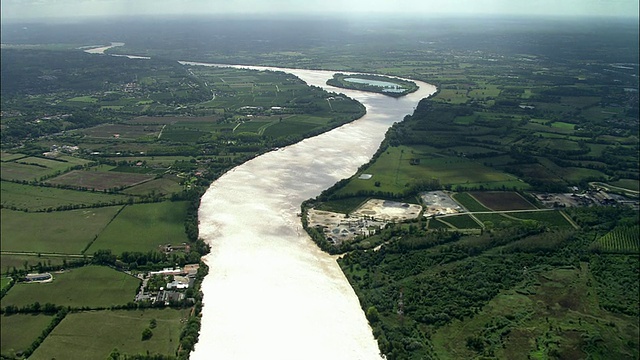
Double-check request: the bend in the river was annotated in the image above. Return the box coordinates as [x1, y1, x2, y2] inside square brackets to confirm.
[189, 62, 436, 360]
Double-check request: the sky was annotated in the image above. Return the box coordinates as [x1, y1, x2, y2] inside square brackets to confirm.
[1, 0, 639, 22]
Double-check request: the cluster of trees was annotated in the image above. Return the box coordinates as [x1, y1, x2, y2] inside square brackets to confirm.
[337, 206, 638, 359]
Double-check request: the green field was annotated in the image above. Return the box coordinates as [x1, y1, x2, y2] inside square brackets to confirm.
[314, 196, 370, 214]
[1, 314, 54, 357]
[592, 225, 640, 254]
[121, 176, 183, 197]
[0, 156, 92, 182]
[87, 201, 190, 254]
[1, 277, 12, 290]
[0, 207, 123, 254]
[335, 146, 524, 197]
[1, 266, 140, 309]
[508, 211, 575, 228]
[427, 219, 451, 229]
[29, 308, 189, 360]
[1, 181, 129, 211]
[0, 152, 28, 162]
[0, 254, 74, 274]
[440, 214, 482, 229]
[452, 192, 490, 212]
[67, 95, 98, 103]
[610, 179, 640, 192]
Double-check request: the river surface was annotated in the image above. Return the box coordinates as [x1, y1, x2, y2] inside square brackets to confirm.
[187, 62, 437, 360]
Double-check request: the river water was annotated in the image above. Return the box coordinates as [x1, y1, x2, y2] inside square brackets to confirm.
[188, 62, 437, 360]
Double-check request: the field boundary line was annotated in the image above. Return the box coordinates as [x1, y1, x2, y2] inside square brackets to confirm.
[559, 210, 579, 229]
[81, 204, 127, 254]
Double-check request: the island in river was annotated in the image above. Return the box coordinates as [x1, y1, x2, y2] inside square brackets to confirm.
[327, 73, 419, 97]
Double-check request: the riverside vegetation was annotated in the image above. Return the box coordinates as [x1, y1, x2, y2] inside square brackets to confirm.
[2, 15, 638, 360]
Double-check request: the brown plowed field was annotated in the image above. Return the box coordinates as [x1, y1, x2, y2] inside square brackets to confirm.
[470, 191, 536, 211]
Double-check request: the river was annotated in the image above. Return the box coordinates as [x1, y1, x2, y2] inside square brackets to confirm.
[187, 62, 437, 359]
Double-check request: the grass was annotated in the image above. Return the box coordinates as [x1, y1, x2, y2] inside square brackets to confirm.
[46, 170, 155, 191]
[0, 207, 123, 254]
[0, 266, 140, 309]
[121, 176, 183, 197]
[508, 211, 574, 228]
[428, 219, 451, 229]
[78, 124, 163, 140]
[610, 179, 640, 192]
[67, 95, 98, 103]
[315, 196, 369, 214]
[335, 146, 524, 197]
[441, 214, 481, 229]
[1, 314, 54, 357]
[0, 152, 28, 162]
[475, 212, 516, 227]
[1, 162, 60, 182]
[1, 181, 129, 211]
[1, 277, 12, 290]
[452, 193, 490, 212]
[87, 201, 190, 254]
[29, 308, 189, 360]
[0, 254, 73, 274]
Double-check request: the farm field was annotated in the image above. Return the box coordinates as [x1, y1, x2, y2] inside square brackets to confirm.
[77, 124, 163, 140]
[0, 314, 54, 357]
[0, 152, 28, 162]
[0, 207, 123, 254]
[0, 181, 130, 211]
[121, 176, 183, 197]
[508, 211, 575, 228]
[469, 191, 536, 211]
[0, 266, 140, 309]
[440, 214, 481, 229]
[591, 225, 639, 254]
[46, 170, 155, 191]
[611, 179, 640, 192]
[452, 192, 490, 212]
[87, 201, 190, 254]
[334, 146, 524, 197]
[0, 254, 74, 273]
[29, 308, 190, 360]
[0, 156, 92, 182]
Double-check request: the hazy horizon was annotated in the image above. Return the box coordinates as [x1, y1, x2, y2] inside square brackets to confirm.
[2, 0, 639, 23]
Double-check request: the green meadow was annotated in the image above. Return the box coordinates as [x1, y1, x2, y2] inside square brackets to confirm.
[1, 314, 54, 357]
[87, 201, 190, 254]
[1, 266, 140, 309]
[30, 308, 189, 360]
[0, 207, 123, 254]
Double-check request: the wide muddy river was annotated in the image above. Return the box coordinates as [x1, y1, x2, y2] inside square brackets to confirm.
[185, 62, 437, 359]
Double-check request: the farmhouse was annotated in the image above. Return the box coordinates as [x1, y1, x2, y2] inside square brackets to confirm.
[167, 275, 191, 289]
[156, 290, 185, 305]
[149, 267, 183, 276]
